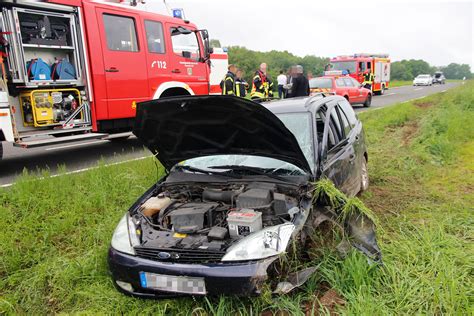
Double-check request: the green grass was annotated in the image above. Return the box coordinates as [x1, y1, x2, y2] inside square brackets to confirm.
[389, 80, 412, 88]
[1, 83, 473, 315]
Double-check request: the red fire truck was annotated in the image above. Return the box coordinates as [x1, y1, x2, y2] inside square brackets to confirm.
[0, 0, 216, 160]
[328, 54, 391, 95]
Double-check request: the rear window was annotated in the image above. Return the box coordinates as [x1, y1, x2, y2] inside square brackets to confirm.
[309, 78, 333, 89]
[103, 14, 139, 52]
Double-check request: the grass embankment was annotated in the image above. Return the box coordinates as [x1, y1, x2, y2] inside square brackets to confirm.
[389, 80, 412, 88]
[1, 83, 473, 314]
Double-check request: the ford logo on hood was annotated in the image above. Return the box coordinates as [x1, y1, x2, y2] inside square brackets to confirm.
[157, 252, 171, 259]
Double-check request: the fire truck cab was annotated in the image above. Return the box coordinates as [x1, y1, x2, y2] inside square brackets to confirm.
[329, 54, 390, 95]
[0, 0, 214, 160]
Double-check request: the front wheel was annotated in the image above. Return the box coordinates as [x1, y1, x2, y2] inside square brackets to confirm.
[363, 94, 372, 107]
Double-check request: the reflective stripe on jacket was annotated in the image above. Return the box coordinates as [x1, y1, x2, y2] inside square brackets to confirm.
[222, 71, 236, 95]
[250, 70, 273, 99]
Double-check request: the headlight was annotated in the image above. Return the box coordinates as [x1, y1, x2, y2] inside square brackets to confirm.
[111, 214, 139, 255]
[222, 223, 295, 261]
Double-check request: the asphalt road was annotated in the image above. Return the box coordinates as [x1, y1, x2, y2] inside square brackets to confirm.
[354, 81, 460, 112]
[0, 82, 461, 187]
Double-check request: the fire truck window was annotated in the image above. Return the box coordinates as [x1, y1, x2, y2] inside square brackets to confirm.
[331, 61, 356, 74]
[145, 20, 165, 54]
[367, 62, 372, 70]
[170, 27, 200, 61]
[103, 14, 139, 52]
[359, 62, 366, 71]
[336, 78, 345, 87]
[343, 78, 354, 87]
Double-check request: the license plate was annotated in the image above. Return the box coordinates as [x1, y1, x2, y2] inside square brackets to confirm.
[139, 272, 206, 295]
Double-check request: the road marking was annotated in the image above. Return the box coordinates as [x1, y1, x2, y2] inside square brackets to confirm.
[0, 155, 152, 188]
[381, 92, 396, 96]
[45, 140, 107, 151]
[414, 88, 423, 91]
[441, 89, 447, 92]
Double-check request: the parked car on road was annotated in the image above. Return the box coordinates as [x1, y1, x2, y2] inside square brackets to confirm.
[309, 76, 372, 107]
[108, 94, 380, 298]
[413, 74, 433, 86]
[432, 71, 446, 84]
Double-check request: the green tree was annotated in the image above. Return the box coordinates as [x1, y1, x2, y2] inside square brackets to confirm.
[391, 62, 412, 80]
[440, 63, 472, 79]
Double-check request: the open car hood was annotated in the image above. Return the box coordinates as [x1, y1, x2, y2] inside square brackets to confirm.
[133, 95, 312, 173]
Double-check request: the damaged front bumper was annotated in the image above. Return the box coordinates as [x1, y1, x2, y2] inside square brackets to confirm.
[108, 247, 278, 297]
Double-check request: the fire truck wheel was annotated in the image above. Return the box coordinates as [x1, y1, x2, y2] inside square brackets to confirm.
[364, 94, 372, 107]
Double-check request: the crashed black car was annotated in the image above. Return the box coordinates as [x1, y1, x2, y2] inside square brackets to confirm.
[108, 94, 379, 297]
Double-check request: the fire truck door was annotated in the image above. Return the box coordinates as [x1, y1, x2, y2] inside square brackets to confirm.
[97, 9, 149, 119]
[167, 24, 209, 95]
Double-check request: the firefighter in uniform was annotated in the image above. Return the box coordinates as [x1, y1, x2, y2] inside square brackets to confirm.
[362, 71, 375, 91]
[235, 69, 249, 98]
[250, 63, 273, 101]
[221, 64, 237, 95]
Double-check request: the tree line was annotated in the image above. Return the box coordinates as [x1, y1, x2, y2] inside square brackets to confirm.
[214, 44, 472, 84]
[391, 60, 472, 80]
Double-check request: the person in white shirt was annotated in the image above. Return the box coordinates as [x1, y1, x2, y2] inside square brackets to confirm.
[277, 70, 287, 99]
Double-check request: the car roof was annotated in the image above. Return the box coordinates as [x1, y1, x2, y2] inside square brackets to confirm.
[261, 94, 343, 114]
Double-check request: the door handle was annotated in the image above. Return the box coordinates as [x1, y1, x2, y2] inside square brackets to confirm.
[105, 67, 119, 73]
[172, 69, 181, 73]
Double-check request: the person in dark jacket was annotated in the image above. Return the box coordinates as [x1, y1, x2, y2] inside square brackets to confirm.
[221, 64, 237, 95]
[235, 69, 249, 98]
[287, 65, 310, 98]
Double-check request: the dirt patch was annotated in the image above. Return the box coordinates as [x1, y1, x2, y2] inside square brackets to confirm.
[401, 121, 419, 146]
[414, 101, 434, 109]
[304, 286, 346, 315]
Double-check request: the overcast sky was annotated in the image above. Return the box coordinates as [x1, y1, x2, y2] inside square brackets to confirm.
[141, 0, 473, 68]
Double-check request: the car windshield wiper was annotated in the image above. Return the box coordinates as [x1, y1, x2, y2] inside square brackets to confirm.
[208, 165, 288, 181]
[173, 165, 240, 178]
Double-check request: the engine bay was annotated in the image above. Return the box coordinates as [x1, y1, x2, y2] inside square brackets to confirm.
[131, 182, 302, 258]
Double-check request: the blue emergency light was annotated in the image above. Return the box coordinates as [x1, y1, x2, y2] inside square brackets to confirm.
[172, 8, 184, 19]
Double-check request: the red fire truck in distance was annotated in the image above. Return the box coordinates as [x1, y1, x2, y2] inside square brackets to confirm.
[328, 54, 391, 95]
[0, 0, 216, 160]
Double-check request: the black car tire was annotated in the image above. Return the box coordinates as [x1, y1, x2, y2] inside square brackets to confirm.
[360, 157, 369, 193]
[363, 94, 372, 107]
[0, 142, 3, 161]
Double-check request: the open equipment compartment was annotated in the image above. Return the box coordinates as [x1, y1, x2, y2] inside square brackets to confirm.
[5, 6, 83, 87]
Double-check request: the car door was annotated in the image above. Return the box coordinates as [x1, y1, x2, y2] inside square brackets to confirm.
[342, 78, 359, 103]
[97, 10, 149, 119]
[143, 19, 171, 99]
[319, 101, 360, 196]
[166, 24, 209, 95]
[350, 78, 366, 103]
[335, 78, 348, 100]
[338, 98, 367, 193]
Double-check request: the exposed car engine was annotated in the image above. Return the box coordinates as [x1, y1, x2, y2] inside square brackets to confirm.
[131, 182, 301, 262]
